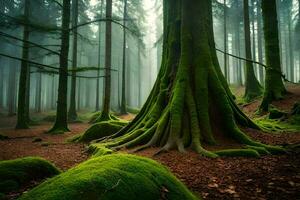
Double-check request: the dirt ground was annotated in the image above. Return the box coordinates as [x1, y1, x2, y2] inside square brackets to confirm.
[0, 85, 300, 200]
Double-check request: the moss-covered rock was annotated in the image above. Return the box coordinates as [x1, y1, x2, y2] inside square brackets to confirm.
[77, 121, 128, 142]
[0, 157, 60, 194]
[18, 154, 198, 200]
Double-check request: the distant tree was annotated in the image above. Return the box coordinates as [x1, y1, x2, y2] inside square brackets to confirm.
[243, 0, 262, 102]
[96, 0, 112, 121]
[16, 0, 30, 129]
[259, 0, 286, 111]
[49, 0, 71, 133]
[68, 0, 79, 121]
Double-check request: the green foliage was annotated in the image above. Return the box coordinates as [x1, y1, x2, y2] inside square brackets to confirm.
[126, 106, 140, 114]
[0, 157, 60, 194]
[18, 154, 198, 200]
[254, 116, 300, 133]
[76, 121, 128, 142]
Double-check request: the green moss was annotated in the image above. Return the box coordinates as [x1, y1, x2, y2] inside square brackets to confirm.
[254, 117, 300, 133]
[126, 107, 140, 114]
[18, 154, 198, 200]
[269, 108, 287, 119]
[214, 149, 260, 157]
[0, 157, 60, 194]
[77, 121, 128, 143]
[88, 144, 113, 157]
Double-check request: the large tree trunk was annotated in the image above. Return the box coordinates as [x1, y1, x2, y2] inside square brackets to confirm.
[68, 0, 79, 121]
[120, 0, 128, 114]
[96, 0, 282, 157]
[97, 0, 112, 121]
[260, 0, 286, 111]
[243, 0, 262, 102]
[16, 0, 30, 129]
[49, 0, 71, 133]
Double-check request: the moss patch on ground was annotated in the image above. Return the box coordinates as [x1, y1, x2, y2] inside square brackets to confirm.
[73, 120, 128, 143]
[18, 154, 198, 200]
[0, 157, 60, 195]
[254, 116, 300, 133]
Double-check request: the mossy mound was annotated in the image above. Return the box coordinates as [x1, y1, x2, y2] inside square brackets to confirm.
[269, 108, 287, 119]
[0, 157, 60, 195]
[76, 121, 128, 142]
[18, 154, 198, 200]
[126, 106, 140, 114]
[292, 102, 300, 115]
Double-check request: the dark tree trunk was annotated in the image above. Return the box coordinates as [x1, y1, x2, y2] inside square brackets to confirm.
[120, 0, 128, 114]
[223, 0, 229, 81]
[49, 0, 71, 133]
[24, 65, 31, 123]
[243, 0, 262, 101]
[96, 0, 104, 112]
[260, 0, 286, 111]
[96, 0, 282, 157]
[0, 59, 4, 109]
[16, 0, 30, 129]
[97, 0, 112, 121]
[68, 0, 79, 121]
[35, 70, 42, 113]
[8, 59, 17, 116]
[251, 0, 257, 77]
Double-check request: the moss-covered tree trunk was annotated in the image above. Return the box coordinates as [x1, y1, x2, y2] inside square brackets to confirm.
[97, 0, 282, 157]
[120, 0, 128, 115]
[49, 0, 71, 133]
[16, 0, 30, 129]
[68, 0, 78, 121]
[97, 0, 112, 121]
[243, 0, 262, 102]
[259, 0, 286, 111]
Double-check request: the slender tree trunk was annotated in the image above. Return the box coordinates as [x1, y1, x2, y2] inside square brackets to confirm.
[97, 0, 112, 121]
[257, 0, 264, 83]
[243, 0, 262, 101]
[35, 70, 42, 113]
[49, 0, 71, 133]
[276, 0, 283, 69]
[16, 0, 30, 129]
[251, 0, 257, 76]
[24, 65, 31, 122]
[95, 0, 104, 111]
[95, 0, 282, 157]
[68, 0, 78, 121]
[138, 41, 142, 107]
[0, 60, 3, 108]
[120, 0, 128, 114]
[8, 59, 16, 116]
[223, 0, 228, 81]
[260, 0, 286, 111]
[287, 11, 294, 82]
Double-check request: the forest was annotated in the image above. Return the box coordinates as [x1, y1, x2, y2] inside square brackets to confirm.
[0, 0, 299, 199]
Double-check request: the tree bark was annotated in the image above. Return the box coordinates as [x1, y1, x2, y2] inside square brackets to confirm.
[8, 59, 17, 116]
[49, 0, 71, 133]
[96, 0, 104, 112]
[120, 0, 128, 114]
[223, 0, 229, 81]
[68, 0, 79, 121]
[16, 0, 30, 129]
[96, 0, 282, 157]
[260, 0, 286, 111]
[243, 0, 262, 102]
[97, 0, 112, 121]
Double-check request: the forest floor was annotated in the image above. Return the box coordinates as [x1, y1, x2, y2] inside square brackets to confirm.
[0, 84, 300, 200]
